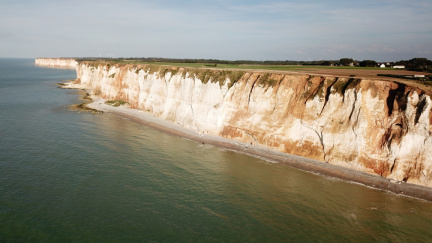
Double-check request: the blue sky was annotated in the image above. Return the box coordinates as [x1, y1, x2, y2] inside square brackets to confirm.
[1, 0, 431, 61]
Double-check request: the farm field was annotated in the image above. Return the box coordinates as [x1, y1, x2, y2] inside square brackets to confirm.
[83, 59, 432, 92]
[100, 60, 428, 78]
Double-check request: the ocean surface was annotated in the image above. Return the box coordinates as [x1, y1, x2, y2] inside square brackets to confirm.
[1, 58, 432, 242]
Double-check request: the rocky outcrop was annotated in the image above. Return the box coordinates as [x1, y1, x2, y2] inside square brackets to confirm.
[35, 58, 77, 69]
[40, 59, 432, 187]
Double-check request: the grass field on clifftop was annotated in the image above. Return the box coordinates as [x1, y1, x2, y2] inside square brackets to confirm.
[81, 59, 394, 72]
[81, 59, 432, 89]
[112, 60, 395, 71]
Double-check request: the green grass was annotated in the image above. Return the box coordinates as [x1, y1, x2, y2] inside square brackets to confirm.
[132, 62, 395, 72]
[258, 73, 279, 87]
[218, 64, 394, 71]
[82, 59, 395, 72]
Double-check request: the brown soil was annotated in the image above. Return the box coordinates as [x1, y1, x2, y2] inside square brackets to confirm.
[209, 66, 432, 93]
[294, 68, 432, 92]
[293, 68, 428, 79]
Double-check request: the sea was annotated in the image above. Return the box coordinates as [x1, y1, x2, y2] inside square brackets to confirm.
[1, 58, 432, 242]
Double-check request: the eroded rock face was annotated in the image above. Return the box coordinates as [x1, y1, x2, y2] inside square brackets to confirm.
[40, 59, 432, 187]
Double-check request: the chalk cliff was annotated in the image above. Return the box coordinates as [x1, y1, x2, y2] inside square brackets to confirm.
[35, 58, 77, 69]
[37, 59, 432, 187]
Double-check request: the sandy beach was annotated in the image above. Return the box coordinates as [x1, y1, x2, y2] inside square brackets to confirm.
[63, 82, 432, 202]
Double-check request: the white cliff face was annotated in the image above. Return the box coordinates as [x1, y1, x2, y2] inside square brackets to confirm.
[78, 63, 230, 133]
[66, 60, 432, 187]
[35, 58, 77, 69]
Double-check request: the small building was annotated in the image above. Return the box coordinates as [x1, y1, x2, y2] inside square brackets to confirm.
[379, 64, 386, 68]
[414, 75, 425, 78]
[393, 65, 405, 69]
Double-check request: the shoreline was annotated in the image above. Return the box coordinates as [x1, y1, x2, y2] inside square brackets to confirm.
[65, 83, 432, 202]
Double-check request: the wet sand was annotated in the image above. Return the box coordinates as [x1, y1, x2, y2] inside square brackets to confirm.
[65, 83, 432, 202]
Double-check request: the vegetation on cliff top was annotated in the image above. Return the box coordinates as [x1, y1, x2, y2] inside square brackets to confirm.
[182, 68, 245, 88]
[105, 100, 128, 107]
[76, 57, 432, 72]
[77, 58, 397, 72]
[88, 61, 246, 89]
[78, 58, 432, 91]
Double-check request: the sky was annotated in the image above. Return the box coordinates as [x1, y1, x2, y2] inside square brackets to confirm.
[1, 0, 431, 61]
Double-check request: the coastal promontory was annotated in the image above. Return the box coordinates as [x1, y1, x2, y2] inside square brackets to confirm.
[36, 58, 432, 190]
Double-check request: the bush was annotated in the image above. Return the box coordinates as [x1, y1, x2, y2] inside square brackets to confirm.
[105, 100, 128, 107]
[340, 58, 354, 66]
[359, 60, 377, 67]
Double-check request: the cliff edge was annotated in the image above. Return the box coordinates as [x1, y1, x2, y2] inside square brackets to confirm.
[37, 58, 432, 188]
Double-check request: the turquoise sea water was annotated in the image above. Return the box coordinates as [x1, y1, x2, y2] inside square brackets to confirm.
[1, 58, 432, 242]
